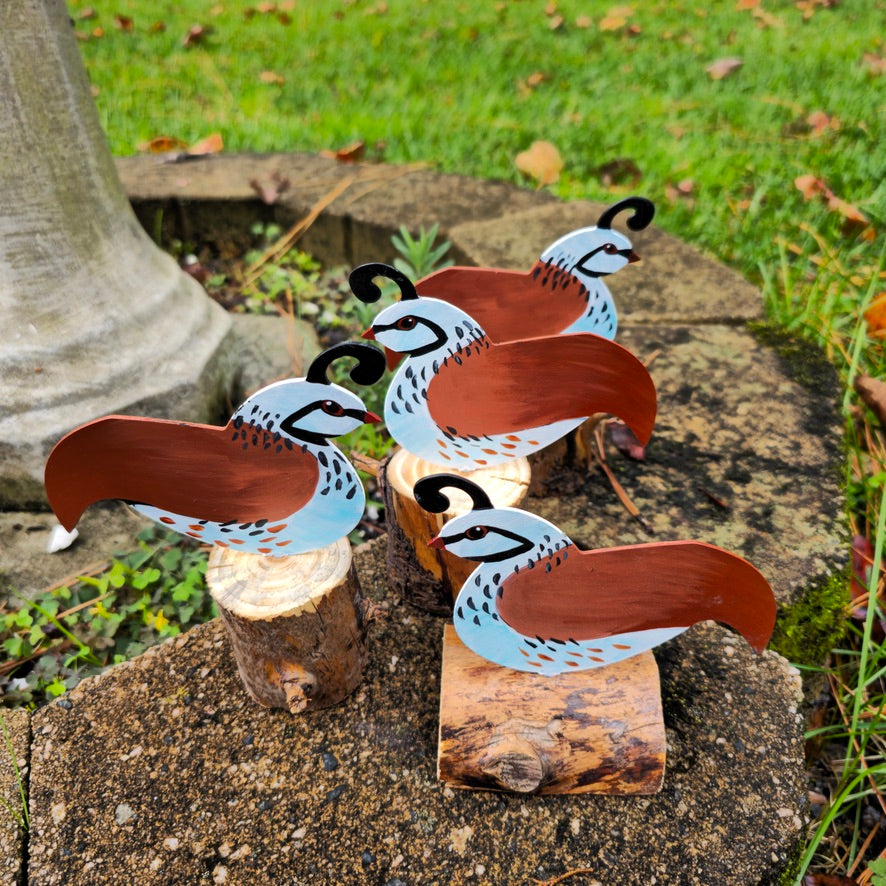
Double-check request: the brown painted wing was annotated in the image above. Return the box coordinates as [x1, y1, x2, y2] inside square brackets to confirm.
[426, 333, 656, 445]
[497, 541, 776, 653]
[44, 416, 319, 531]
[417, 264, 589, 341]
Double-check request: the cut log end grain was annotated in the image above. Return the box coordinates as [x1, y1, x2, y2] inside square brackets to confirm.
[379, 448, 530, 613]
[207, 538, 370, 713]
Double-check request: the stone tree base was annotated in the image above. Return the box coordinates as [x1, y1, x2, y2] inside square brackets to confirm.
[0, 0, 233, 509]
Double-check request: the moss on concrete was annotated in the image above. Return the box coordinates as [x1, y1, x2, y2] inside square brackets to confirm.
[770, 567, 850, 667]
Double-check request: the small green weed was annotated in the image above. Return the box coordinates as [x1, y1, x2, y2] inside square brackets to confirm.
[390, 223, 453, 281]
[1, 528, 213, 708]
[0, 713, 28, 832]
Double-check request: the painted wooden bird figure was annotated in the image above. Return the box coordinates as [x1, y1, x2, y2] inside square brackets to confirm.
[44, 343, 386, 556]
[413, 197, 654, 342]
[415, 474, 776, 675]
[352, 263, 656, 468]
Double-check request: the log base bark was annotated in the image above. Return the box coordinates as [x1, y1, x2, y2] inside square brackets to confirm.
[379, 447, 530, 614]
[207, 539, 370, 713]
[528, 419, 598, 497]
[437, 625, 666, 795]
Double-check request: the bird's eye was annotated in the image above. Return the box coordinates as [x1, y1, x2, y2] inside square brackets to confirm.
[603, 243, 619, 254]
[321, 400, 345, 416]
[395, 316, 418, 330]
[465, 526, 488, 540]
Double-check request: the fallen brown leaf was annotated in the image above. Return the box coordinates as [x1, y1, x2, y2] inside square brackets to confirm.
[863, 52, 886, 75]
[752, 7, 784, 28]
[78, 7, 97, 19]
[575, 14, 592, 28]
[188, 132, 224, 155]
[548, 14, 564, 30]
[806, 109, 840, 135]
[149, 21, 166, 33]
[735, 0, 760, 8]
[863, 294, 886, 338]
[706, 57, 742, 79]
[515, 140, 563, 186]
[113, 14, 133, 31]
[259, 70, 285, 85]
[319, 140, 366, 163]
[249, 173, 291, 205]
[794, 174, 870, 228]
[599, 6, 634, 30]
[595, 157, 642, 188]
[139, 135, 189, 154]
[183, 24, 211, 47]
[608, 420, 645, 461]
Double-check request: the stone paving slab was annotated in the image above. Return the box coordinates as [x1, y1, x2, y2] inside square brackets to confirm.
[115, 153, 557, 269]
[3, 154, 846, 883]
[0, 707, 29, 886]
[534, 322, 844, 614]
[27, 539, 806, 886]
[445, 200, 764, 326]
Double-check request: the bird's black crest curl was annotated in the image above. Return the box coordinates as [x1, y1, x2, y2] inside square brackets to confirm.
[305, 342, 386, 386]
[596, 197, 655, 232]
[349, 263, 419, 304]
[414, 474, 494, 513]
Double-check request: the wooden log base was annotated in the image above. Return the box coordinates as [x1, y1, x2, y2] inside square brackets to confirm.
[527, 417, 600, 497]
[379, 447, 530, 614]
[437, 625, 666, 795]
[207, 538, 371, 714]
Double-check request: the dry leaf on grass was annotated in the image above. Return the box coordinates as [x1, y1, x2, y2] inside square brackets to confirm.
[515, 141, 563, 186]
[599, 6, 634, 30]
[113, 14, 133, 31]
[706, 57, 743, 80]
[319, 141, 366, 163]
[595, 157, 642, 188]
[863, 293, 886, 338]
[794, 174, 869, 228]
[188, 132, 224, 155]
[863, 52, 886, 75]
[139, 135, 189, 154]
[183, 24, 211, 47]
[259, 70, 285, 85]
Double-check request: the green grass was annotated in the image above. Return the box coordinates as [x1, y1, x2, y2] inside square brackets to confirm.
[47, 0, 886, 878]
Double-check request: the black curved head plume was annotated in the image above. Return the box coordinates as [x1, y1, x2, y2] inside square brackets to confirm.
[414, 474, 494, 513]
[305, 342, 387, 386]
[349, 263, 419, 304]
[597, 197, 655, 232]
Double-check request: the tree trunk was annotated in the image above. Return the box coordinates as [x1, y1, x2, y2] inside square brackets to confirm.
[379, 447, 530, 614]
[207, 539, 372, 713]
[437, 625, 665, 795]
[0, 0, 232, 508]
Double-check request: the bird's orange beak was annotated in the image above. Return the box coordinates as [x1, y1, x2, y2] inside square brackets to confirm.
[427, 536, 445, 550]
[363, 411, 382, 424]
[627, 250, 641, 263]
[361, 327, 375, 340]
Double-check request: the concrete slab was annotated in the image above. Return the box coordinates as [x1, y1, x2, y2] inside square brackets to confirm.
[0, 707, 29, 886]
[115, 153, 556, 269]
[533, 323, 844, 613]
[27, 539, 807, 886]
[445, 200, 765, 326]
